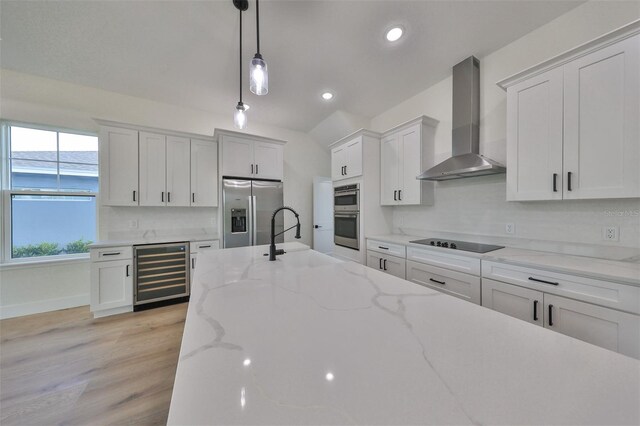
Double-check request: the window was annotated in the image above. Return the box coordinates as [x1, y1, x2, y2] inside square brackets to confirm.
[2, 123, 98, 261]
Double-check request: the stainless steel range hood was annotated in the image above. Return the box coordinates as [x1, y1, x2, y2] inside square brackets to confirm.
[418, 56, 505, 181]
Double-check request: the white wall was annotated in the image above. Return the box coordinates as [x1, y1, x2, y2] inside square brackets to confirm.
[0, 70, 329, 317]
[370, 1, 640, 250]
[308, 110, 371, 147]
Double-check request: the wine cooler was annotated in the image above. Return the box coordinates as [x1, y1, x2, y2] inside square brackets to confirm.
[134, 242, 190, 306]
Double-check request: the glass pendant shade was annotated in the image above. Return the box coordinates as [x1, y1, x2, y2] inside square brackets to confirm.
[250, 54, 268, 95]
[234, 103, 247, 129]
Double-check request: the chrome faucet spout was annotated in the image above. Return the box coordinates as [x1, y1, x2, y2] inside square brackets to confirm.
[269, 206, 301, 261]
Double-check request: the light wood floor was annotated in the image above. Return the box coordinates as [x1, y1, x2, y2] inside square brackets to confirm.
[0, 303, 188, 425]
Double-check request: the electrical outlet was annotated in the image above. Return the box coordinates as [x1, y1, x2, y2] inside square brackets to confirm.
[603, 226, 619, 241]
[505, 223, 515, 234]
[128, 220, 138, 229]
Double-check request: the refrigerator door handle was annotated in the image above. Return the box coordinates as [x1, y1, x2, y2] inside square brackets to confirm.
[252, 195, 258, 246]
[247, 195, 254, 246]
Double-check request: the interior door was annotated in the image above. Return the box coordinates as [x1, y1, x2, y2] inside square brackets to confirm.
[139, 131, 167, 206]
[312, 177, 334, 254]
[222, 179, 252, 248]
[166, 136, 191, 207]
[252, 180, 284, 246]
[380, 134, 399, 205]
[563, 34, 640, 199]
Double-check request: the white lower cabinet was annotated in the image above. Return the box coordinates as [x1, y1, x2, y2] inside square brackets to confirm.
[190, 253, 197, 284]
[482, 278, 543, 326]
[407, 260, 481, 304]
[482, 278, 640, 359]
[190, 240, 220, 284]
[90, 258, 133, 317]
[366, 252, 406, 279]
[544, 293, 640, 359]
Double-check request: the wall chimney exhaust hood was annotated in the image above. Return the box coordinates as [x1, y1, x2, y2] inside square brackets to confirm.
[417, 56, 505, 181]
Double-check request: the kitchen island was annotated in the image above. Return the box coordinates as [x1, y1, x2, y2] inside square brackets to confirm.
[168, 243, 639, 425]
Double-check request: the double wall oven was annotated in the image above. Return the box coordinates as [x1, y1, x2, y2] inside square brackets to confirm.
[334, 184, 360, 250]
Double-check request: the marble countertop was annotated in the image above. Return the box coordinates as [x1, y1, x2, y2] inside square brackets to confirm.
[88, 232, 219, 248]
[368, 234, 640, 286]
[168, 244, 639, 425]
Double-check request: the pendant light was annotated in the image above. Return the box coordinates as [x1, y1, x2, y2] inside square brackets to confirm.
[233, 0, 249, 129]
[249, 0, 268, 95]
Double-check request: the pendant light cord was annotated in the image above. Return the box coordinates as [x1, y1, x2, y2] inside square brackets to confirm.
[256, 0, 260, 54]
[239, 7, 243, 104]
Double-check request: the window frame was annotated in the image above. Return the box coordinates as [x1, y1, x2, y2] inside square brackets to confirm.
[0, 121, 99, 264]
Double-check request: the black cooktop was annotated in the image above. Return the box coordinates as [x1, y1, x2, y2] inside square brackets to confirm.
[410, 238, 504, 254]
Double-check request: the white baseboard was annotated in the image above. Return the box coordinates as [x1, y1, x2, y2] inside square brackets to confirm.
[0, 294, 89, 319]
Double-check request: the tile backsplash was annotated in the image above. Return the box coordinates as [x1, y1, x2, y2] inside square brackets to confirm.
[99, 206, 218, 241]
[393, 174, 640, 250]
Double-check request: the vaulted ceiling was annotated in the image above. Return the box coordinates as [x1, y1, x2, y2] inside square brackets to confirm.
[1, 0, 583, 131]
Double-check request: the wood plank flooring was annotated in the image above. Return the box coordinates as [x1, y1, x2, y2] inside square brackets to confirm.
[0, 303, 188, 425]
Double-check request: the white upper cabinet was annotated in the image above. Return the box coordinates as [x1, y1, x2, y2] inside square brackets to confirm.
[380, 134, 400, 204]
[139, 131, 167, 207]
[500, 24, 640, 201]
[98, 121, 219, 208]
[506, 68, 564, 201]
[166, 136, 191, 207]
[190, 139, 218, 207]
[221, 135, 254, 178]
[331, 136, 363, 181]
[380, 117, 437, 205]
[219, 132, 285, 180]
[254, 141, 284, 180]
[99, 126, 139, 206]
[563, 34, 640, 199]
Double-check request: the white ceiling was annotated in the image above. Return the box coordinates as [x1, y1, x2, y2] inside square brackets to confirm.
[1, 0, 583, 132]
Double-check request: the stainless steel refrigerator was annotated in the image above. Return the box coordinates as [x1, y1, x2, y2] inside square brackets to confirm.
[223, 179, 284, 248]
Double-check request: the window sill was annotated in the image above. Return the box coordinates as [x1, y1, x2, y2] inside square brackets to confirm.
[0, 255, 90, 270]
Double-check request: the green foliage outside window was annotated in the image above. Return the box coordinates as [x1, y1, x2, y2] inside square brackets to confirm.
[12, 238, 93, 258]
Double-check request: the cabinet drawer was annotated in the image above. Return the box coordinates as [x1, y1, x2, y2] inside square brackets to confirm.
[91, 246, 133, 262]
[407, 246, 480, 275]
[482, 261, 640, 315]
[367, 252, 406, 279]
[191, 240, 219, 253]
[366, 239, 406, 258]
[406, 260, 480, 304]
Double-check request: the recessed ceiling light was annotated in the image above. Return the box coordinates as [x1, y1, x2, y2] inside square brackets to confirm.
[386, 26, 403, 42]
[322, 92, 334, 101]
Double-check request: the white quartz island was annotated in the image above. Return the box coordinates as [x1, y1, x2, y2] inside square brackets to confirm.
[168, 244, 640, 425]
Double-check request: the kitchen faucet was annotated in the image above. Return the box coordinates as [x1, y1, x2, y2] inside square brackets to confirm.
[269, 206, 301, 261]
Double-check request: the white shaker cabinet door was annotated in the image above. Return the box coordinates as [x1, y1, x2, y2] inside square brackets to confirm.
[331, 146, 346, 181]
[139, 131, 167, 206]
[344, 137, 363, 178]
[563, 34, 640, 199]
[190, 139, 218, 207]
[166, 136, 191, 207]
[221, 136, 255, 178]
[254, 141, 284, 180]
[91, 259, 133, 312]
[506, 67, 564, 201]
[544, 293, 640, 359]
[482, 278, 544, 326]
[99, 126, 139, 206]
[380, 133, 400, 205]
[398, 124, 421, 205]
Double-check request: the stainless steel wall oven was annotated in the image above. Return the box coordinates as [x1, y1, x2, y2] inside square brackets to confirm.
[334, 184, 360, 250]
